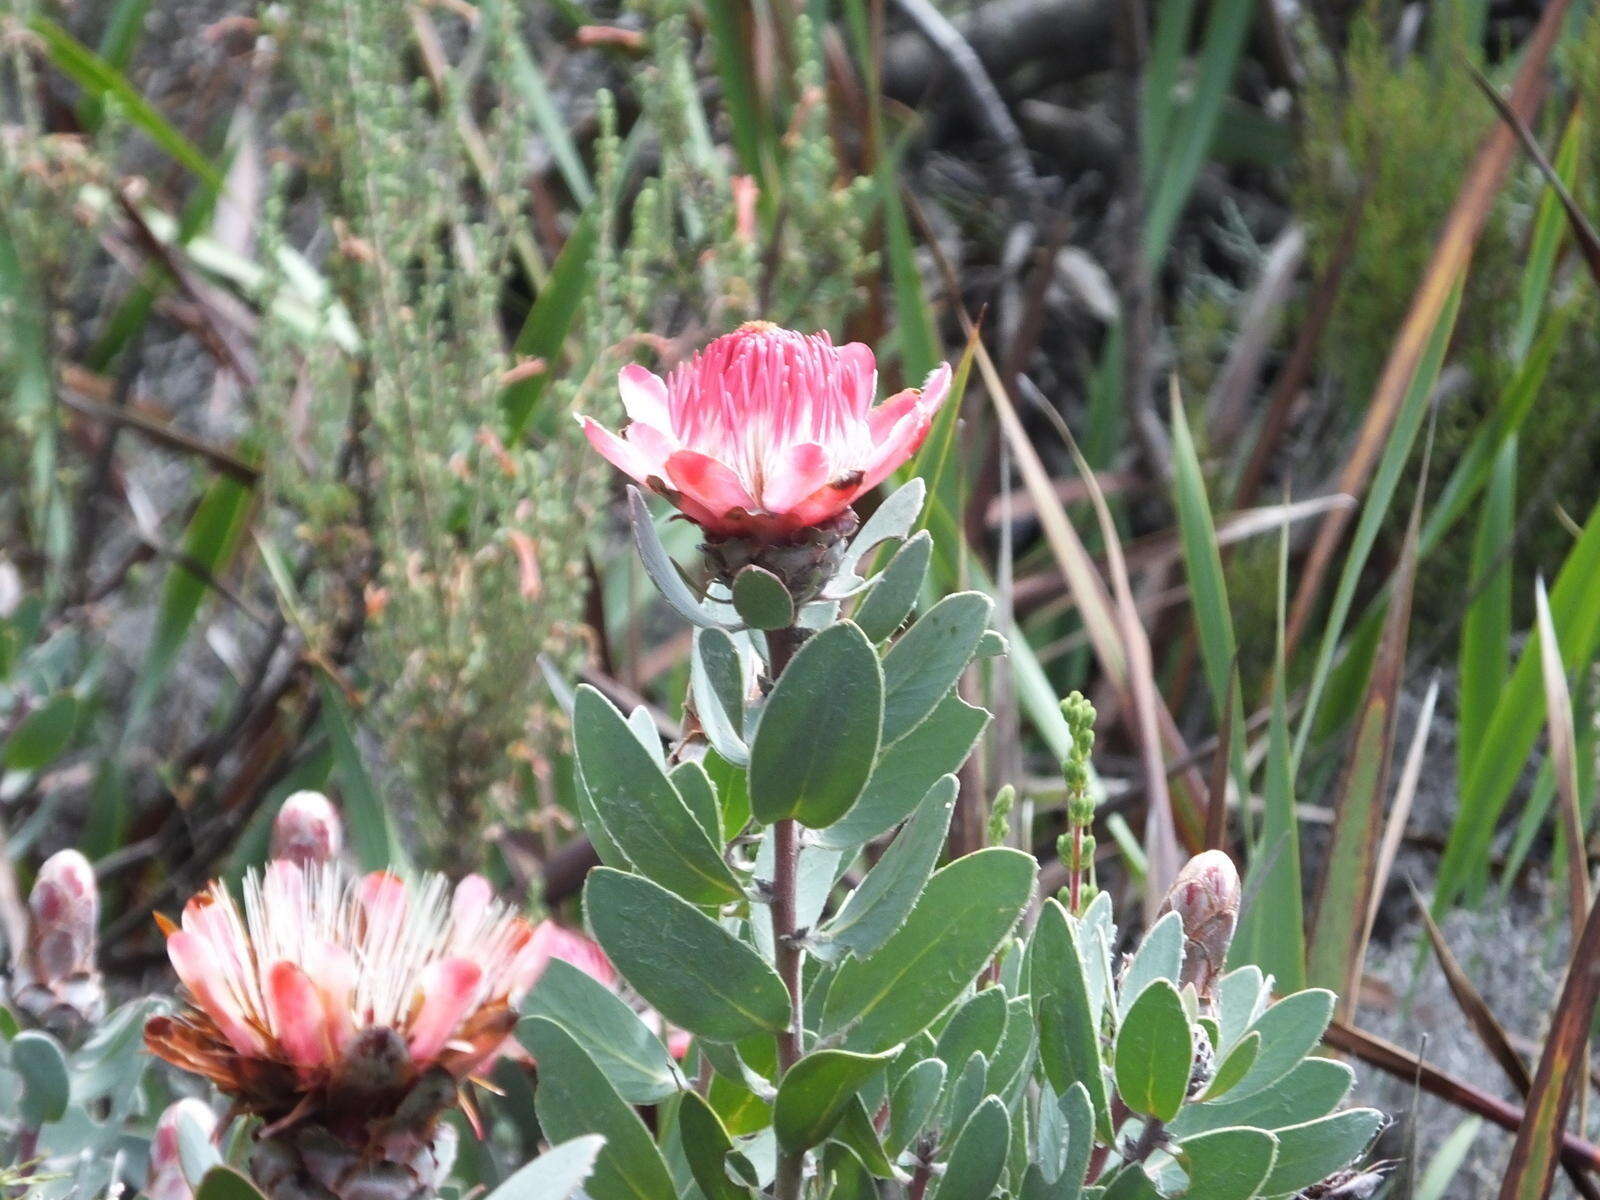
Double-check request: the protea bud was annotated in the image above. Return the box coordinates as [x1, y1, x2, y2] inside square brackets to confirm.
[9, 849, 104, 1038]
[579, 323, 950, 553]
[147, 1098, 218, 1200]
[271, 790, 344, 866]
[1158, 850, 1242, 1001]
[144, 864, 610, 1200]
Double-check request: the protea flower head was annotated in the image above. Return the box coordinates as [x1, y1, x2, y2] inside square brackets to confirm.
[143, 866, 606, 1145]
[147, 1098, 217, 1200]
[580, 323, 952, 542]
[8, 848, 104, 1037]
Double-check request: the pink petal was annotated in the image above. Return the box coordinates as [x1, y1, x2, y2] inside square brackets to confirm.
[866, 389, 922, 443]
[619, 365, 671, 428]
[760, 442, 833, 513]
[664, 450, 758, 520]
[856, 411, 929, 495]
[167, 930, 266, 1057]
[837, 342, 878, 418]
[452, 874, 493, 927]
[578, 415, 656, 484]
[408, 958, 483, 1063]
[314, 942, 358, 1057]
[781, 482, 861, 529]
[359, 871, 408, 927]
[267, 960, 331, 1069]
[624, 420, 676, 466]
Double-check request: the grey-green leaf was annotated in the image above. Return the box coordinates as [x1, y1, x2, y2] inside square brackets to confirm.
[928, 1096, 1009, 1200]
[1114, 980, 1193, 1123]
[880, 592, 993, 744]
[486, 1135, 607, 1200]
[853, 531, 932, 642]
[886, 1059, 946, 1157]
[732, 566, 795, 631]
[523, 1017, 677, 1200]
[692, 627, 749, 765]
[13, 1029, 69, 1124]
[815, 775, 957, 958]
[575, 685, 741, 904]
[774, 1047, 898, 1151]
[749, 621, 883, 828]
[1177, 1127, 1278, 1200]
[628, 487, 729, 628]
[1259, 1109, 1383, 1193]
[1226, 988, 1336, 1100]
[1032, 900, 1112, 1139]
[585, 868, 790, 1041]
[823, 848, 1036, 1051]
[521, 959, 684, 1103]
[818, 695, 988, 849]
[676, 1091, 750, 1200]
[1117, 910, 1185, 1023]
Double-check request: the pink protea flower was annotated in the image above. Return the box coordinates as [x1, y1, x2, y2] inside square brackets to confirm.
[143, 864, 604, 1134]
[580, 322, 952, 540]
[147, 1098, 217, 1200]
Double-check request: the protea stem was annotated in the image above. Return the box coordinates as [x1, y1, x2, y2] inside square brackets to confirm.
[767, 627, 805, 1200]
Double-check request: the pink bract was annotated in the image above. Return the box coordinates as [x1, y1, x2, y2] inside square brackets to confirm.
[580, 322, 951, 539]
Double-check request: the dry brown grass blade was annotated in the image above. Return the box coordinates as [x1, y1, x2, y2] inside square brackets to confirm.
[1366, 674, 1437, 937]
[1306, 468, 1420, 1014]
[1406, 878, 1532, 1094]
[1283, 0, 1573, 656]
[1500, 889, 1600, 1198]
[1324, 1018, 1600, 1174]
[1056, 400, 1184, 920]
[1467, 72, 1600, 288]
[1535, 575, 1590, 940]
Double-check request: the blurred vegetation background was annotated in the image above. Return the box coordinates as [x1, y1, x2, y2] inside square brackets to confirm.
[3, 0, 1600, 1192]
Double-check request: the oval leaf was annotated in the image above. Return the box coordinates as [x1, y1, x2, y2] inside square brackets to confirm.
[1114, 979, 1193, 1123]
[853, 531, 932, 642]
[928, 1096, 1009, 1200]
[1177, 1126, 1278, 1200]
[732, 566, 795, 630]
[823, 848, 1036, 1051]
[749, 622, 883, 828]
[522, 1017, 677, 1200]
[486, 1135, 607, 1200]
[879, 592, 992, 744]
[521, 960, 684, 1103]
[585, 868, 789, 1041]
[774, 1047, 898, 1151]
[575, 685, 741, 904]
[13, 1029, 69, 1124]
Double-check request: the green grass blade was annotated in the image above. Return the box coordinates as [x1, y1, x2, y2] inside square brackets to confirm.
[1169, 382, 1247, 801]
[1456, 436, 1515, 788]
[703, 0, 779, 197]
[318, 675, 411, 873]
[1141, 0, 1253, 267]
[503, 210, 598, 440]
[1231, 510, 1305, 988]
[1510, 109, 1583, 363]
[1437, 495, 1600, 911]
[1292, 280, 1462, 765]
[30, 16, 220, 189]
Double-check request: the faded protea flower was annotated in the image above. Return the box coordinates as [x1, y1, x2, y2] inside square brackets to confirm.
[1157, 850, 1242, 1001]
[579, 323, 951, 545]
[144, 864, 604, 1199]
[147, 1098, 218, 1200]
[270, 790, 344, 866]
[7, 848, 104, 1038]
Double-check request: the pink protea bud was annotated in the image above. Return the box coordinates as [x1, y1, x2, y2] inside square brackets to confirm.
[270, 790, 344, 866]
[147, 1098, 217, 1200]
[9, 849, 104, 1036]
[579, 323, 951, 542]
[1158, 850, 1242, 1000]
